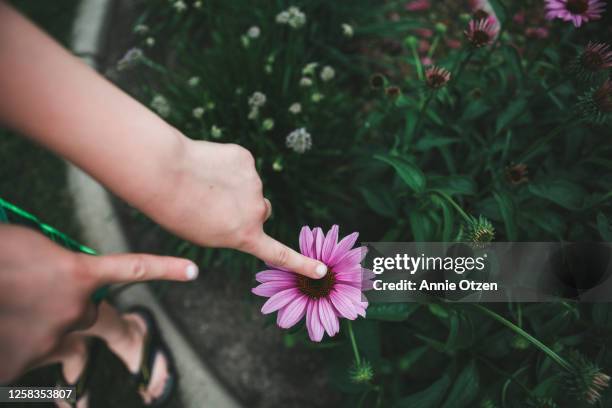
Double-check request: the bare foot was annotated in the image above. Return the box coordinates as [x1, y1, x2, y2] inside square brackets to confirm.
[106, 313, 170, 405]
[55, 338, 89, 408]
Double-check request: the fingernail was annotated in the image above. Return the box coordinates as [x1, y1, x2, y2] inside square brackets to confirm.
[316, 263, 328, 278]
[186, 264, 199, 280]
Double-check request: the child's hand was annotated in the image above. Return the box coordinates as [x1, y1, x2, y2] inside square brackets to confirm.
[140, 139, 328, 280]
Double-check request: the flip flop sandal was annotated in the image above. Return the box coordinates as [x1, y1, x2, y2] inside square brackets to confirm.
[126, 306, 177, 407]
[55, 339, 99, 408]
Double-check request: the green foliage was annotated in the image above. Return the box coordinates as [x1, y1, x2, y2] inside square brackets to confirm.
[118, 0, 612, 406]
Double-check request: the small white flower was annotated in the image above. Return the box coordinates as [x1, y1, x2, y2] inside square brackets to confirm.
[193, 0, 203, 9]
[247, 26, 261, 39]
[299, 77, 313, 87]
[264, 64, 273, 74]
[262, 118, 275, 131]
[241, 35, 250, 48]
[302, 62, 318, 76]
[117, 48, 143, 71]
[134, 24, 149, 35]
[276, 11, 290, 24]
[286, 128, 312, 153]
[311, 92, 324, 102]
[151, 95, 170, 118]
[248, 91, 267, 108]
[145, 37, 155, 47]
[187, 76, 200, 87]
[211, 125, 222, 138]
[320, 66, 335, 81]
[272, 158, 283, 172]
[173, 0, 187, 12]
[192, 106, 205, 119]
[206, 101, 215, 110]
[341, 23, 354, 38]
[289, 103, 302, 114]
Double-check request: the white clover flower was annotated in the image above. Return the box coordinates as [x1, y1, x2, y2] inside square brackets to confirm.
[192, 106, 205, 119]
[193, 0, 203, 9]
[134, 24, 149, 35]
[276, 11, 290, 24]
[262, 118, 275, 131]
[247, 26, 261, 39]
[264, 64, 273, 74]
[299, 77, 313, 87]
[342, 23, 354, 38]
[145, 37, 155, 47]
[151, 95, 170, 118]
[117, 48, 143, 71]
[248, 91, 267, 108]
[302, 62, 318, 76]
[173, 0, 187, 12]
[187, 76, 200, 87]
[289, 103, 302, 114]
[248, 107, 259, 120]
[211, 125, 222, 138]
[311, 92, 324, 103]
[241, 35, 250, 48]
[286, 128, 312, 153]
[272, 158, 283, 172]
[320, 66, 335, 81]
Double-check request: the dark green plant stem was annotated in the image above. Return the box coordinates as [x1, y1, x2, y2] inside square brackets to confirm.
[433, 190, 472, 223]
[406, 91, 435, 148]
[477, 357, 532, 396]
[473, 304, 572, 371]
[450, 48, 475, 89]
[347, 320, 361, 366]
[409, 41, 424, 81]
[516, 116, 576, 163]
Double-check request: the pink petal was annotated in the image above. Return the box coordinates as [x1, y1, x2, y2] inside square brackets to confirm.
[321, 225, 339, 264]
[328, 232, 359, 265]
[277, 295, 308, 328]
[256, 269, 296, 283]
[333, 246, 368, 271]
[299, 226, 314, 257]
[313, 227, 325, 260]
[335, 283, 365, 303]
[261, 287, 300, 314]
[329, 289, 358, 320]
[252, 280, 296, 297]
[306, 300, 324, 342]
[318, 297, 340, 336]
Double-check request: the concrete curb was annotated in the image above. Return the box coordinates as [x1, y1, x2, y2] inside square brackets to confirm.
[68, 1, 241, 407]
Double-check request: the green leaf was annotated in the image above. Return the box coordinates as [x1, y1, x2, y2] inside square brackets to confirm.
[394, 373, 451, 408]
[359, 186, 398, 218]
[414, 136, 458, 151]
[410, 211, 435, 241]
[597, 213, 612, 241]
[375, 154, 426, 193]
[441, 361, 479, 408]
[493, 191, 517, 241]
[528, 180, 586, 210]
[495, 98, 527, 134]
[429, 175, 477, 196]
[398, 346, 429, 371]
[461, 100, 491, 121]
[367, 303, 419, 321]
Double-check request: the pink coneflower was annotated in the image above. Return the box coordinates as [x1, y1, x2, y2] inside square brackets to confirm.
[544, 0, 606, 27]
[465, 18, 498, 47]
[425, 66, 451, 89]
[581, 42, 612, 72]
[252, 226, 372, 342]
[405, 0, 430, 12]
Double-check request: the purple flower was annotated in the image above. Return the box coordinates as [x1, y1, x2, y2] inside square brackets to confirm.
[465, 18, 499, 47]
[545, 0, 606, 27]
[252, 225, 373, 342]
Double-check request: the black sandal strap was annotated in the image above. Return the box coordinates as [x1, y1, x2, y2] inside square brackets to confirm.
[56, 339, 98, 407]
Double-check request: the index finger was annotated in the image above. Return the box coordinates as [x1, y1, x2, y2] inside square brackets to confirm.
[247, 233, 327, 279]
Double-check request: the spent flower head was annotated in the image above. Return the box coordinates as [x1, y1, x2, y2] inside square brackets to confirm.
[463, 215, 495, 244]
[286, 128, 313, 153]
[506, 163, 529, 185]
[349, 359, 374, 384]
[578, 79, 612, 124]
[465, 18, 498, 48]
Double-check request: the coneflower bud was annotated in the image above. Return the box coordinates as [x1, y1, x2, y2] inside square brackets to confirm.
[564, 350, 610, 405]
[370, 73, 386, 89]
[578, 79, 612, 124]
[349, 359, 374, 384]
[463, 215, 495, 245]
[505, 163, 529, 185]
[570, 42, 612, 81]
[385, 86, 401, 99]
[465, 19, 498, 48]
[425, 66, 451, 89]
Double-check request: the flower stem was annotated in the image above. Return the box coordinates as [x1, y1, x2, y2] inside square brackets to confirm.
[433, 190, 472, 223]
[410, 42, 424, 81]
[406, 91, 434, 147]
[516, 116, 575, 163]
[473, 304, 572, 371]
[450, 48, 475, 88]
[347, 320, 361, 366]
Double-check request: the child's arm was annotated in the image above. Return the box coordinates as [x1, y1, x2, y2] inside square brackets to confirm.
[0, 2, 326, 279]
